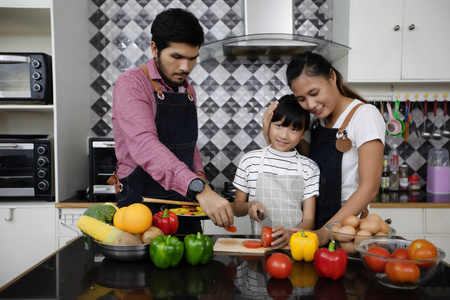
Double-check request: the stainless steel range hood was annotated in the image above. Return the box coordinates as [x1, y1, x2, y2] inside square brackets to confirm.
[199, 0, 349, 62]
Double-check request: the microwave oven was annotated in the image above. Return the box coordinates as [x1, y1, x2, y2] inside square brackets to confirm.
[0, 137, 54, 199]
[89, 137, 117, 202]
[0, 53, 53, 104]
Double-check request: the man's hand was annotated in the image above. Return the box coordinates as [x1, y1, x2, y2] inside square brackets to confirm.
[196, 184, 234, 228]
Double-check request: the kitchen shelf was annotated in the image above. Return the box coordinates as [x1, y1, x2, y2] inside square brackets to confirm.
[0, 104, 54, 112]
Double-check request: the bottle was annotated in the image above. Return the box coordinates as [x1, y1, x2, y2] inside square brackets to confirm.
[398, 164, 409, 190]
[389, 144, 399, 172]
[380, 155, 390, 191]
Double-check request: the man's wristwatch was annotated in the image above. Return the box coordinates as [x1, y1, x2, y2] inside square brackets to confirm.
[187, 178, 205, 201]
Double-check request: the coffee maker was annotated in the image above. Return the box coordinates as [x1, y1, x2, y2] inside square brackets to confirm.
[427, 148, 450, 194]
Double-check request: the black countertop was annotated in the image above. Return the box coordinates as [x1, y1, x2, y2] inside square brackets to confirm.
[1, 236, 450, 299]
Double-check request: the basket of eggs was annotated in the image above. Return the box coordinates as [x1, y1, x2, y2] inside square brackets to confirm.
[324, 214, 396, 258]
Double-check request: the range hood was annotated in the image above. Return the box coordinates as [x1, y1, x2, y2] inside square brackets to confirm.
[199, 0, 349, 62]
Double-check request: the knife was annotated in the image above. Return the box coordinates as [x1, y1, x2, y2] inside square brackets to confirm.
[258, 210, 272, 228]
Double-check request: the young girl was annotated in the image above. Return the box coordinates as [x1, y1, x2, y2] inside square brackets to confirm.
[263, 52, 385, 246]
[233, 95, 320, 249]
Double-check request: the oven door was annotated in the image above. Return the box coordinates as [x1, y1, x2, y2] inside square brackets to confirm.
[0, 54, 31, 99]
[0, 143, 35, 196]
[89, 138, 117, 195]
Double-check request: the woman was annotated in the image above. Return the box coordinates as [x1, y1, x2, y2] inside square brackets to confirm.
[263, 52, 385, 246]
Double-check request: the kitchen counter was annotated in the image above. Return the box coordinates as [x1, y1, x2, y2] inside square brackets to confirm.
[55, 190, 450, 208]
[1, 236, 449, 299]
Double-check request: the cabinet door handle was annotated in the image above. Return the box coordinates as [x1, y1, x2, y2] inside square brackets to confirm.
[409, 24, 415, 30]
[393, 25, 400, 31]
[5, 208, 14, 221]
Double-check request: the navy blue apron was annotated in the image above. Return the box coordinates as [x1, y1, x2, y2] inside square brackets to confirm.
[117, 66, 201, 234]
[309, 122, 343, 229]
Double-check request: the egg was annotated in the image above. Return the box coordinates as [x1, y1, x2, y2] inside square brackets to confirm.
[354, 229, 372, 244]
[339, 241, 358, 254]
[364, 213, 382, 222]
[330, 224, 341, 241]
[341, 215, 360, 228]
[359, 219, 381, 234]
[337, 225, 357, 242]
[378, 220, 390, 234]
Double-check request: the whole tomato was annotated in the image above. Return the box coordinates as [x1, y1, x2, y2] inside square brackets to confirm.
[261, 226, 275, 247]
[266, 253, 293, 279]
[364, 246, 391, 273]
[408, 239, 438, 268]
[266, 277, 293, 300]
[385, 261, 420, 283]
[391, 248, 409, 259]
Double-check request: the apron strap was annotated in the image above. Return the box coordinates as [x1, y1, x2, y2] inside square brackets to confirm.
[138, 65, 194, 101]
[337, 103, 365, 134]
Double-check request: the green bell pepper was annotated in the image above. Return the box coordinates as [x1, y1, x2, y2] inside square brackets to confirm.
[184, 232, 213, 266]
[149, 235, 184, 269]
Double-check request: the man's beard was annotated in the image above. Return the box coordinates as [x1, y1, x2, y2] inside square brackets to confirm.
[155, 57, 187, 89]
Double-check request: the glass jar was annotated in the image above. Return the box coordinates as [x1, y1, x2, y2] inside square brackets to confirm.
[409, 174, 420, 190]
[398, 164, 409, 190]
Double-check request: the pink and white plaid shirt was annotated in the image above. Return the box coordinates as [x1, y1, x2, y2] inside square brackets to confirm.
[112, 58, 203, 197]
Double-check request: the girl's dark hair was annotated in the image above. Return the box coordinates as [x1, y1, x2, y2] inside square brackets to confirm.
[272, 94, 310, 132]
[286, 52, 367, 103]
[151, 8, 204, 52]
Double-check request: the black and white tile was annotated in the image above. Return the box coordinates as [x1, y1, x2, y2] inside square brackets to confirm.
[87, 0, 446, 189]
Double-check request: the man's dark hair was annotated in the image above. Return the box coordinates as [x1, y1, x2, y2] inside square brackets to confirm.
[151, 8, 205, 52]
[272, 94, 310, 132]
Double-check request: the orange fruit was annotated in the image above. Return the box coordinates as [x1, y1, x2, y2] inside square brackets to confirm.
[113, 207, 127, 231]
[122, 203, 153, 234]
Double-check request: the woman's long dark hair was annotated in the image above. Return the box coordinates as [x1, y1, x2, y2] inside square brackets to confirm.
[286, 52, 367, 103]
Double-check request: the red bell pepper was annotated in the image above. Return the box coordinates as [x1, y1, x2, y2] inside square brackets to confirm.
[313, 241, 348, 280]
[153, 209, 179, 235]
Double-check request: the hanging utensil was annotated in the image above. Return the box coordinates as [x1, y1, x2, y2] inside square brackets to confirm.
[403, 100, 411, 142]
[421, 100, 431, 139]
[443, 98, 450, 138]
[432, 99, 442, 140]
[386, 102, 403, 136]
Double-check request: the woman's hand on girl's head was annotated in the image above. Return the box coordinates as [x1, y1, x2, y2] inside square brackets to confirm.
[271, 225, 291, 249]
[262, 101, 279, 145]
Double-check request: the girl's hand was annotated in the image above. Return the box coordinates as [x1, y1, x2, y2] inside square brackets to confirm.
[271, 225, 291, 249]
[289, 227, 330, 247]
[247, 201, 265, 222]
[262, 101, 279, 144]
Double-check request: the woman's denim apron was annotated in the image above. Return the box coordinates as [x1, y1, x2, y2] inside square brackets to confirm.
[309, 122, 343, 230]
[117, 69, 201, 234]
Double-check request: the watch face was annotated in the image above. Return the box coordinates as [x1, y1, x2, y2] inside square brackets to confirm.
[191, 179, 204, 193]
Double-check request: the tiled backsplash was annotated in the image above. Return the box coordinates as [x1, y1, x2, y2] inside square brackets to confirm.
[88, 0, 449, 189]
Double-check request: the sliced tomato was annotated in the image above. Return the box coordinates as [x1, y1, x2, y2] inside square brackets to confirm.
[225, 225, 237, 232]
[261, 226, 275, 247]
[242, 240, 263, 248]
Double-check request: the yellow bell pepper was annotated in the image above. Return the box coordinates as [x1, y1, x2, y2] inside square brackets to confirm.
[289, 231, 318, 262]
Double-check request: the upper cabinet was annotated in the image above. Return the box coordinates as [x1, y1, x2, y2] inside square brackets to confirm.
[333, 0, 450, 82]
[0, 0, 91, 202]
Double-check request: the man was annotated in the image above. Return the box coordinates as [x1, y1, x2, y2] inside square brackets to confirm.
[112, 8, 233, 233]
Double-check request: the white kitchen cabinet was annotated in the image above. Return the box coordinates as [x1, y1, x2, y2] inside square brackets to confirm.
[0, 0, 91, 202]
[333, 0, 450, 82]
[370, 206, 450, 263]
[57, 208, 84, 248]
[0, 203, 56, 288]
[368, 207, 424, 239]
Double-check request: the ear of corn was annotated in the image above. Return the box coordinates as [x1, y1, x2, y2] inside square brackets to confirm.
[77, 215, 123, 244]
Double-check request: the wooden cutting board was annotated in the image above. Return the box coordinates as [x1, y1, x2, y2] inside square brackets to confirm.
[213, 238, 289, 254]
